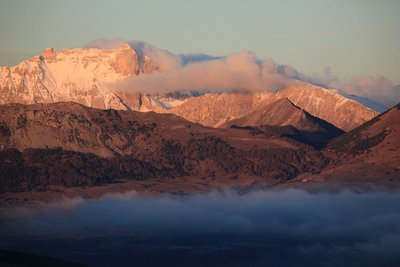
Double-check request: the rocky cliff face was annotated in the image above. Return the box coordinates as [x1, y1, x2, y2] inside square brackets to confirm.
[0, 44, 165, 112]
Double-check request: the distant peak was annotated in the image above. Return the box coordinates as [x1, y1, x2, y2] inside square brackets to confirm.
[40, 47, 56, 60]
[84, 38, 131, 51]
[117, 43, 132, 49]
[42, 47, 56, 55]
[91, 42, 136, 54]
[43, 47, 55, 53]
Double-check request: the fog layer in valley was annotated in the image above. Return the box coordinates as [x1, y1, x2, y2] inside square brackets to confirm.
[1, 188, 400, 267]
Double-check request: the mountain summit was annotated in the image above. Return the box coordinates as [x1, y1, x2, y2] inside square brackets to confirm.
[0, 44, 163, 111]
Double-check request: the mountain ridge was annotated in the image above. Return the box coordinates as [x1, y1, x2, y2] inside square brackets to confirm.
[0, 101, 398, 198]
[0, 101, 327, 193]
[0, 44, 380, 131]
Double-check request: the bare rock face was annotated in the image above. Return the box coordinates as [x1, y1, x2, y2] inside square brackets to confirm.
[0, 44, 163, 111]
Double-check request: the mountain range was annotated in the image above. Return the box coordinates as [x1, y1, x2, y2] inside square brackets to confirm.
[0, 43, 398, 198]
[0, 100, 398, 196]
[0, 44, 379, 131]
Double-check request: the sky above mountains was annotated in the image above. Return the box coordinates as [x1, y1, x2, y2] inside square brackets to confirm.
[0, 0, 398, 83]
[0, 0, 399, 106]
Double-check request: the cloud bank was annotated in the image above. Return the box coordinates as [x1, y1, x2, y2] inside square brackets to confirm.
[311, 67, 400, 107]
[117, 51, 297, 93]
[2, 189, 400, 240]
[86, 38, 298, 93]
[1, 188, 400, 266]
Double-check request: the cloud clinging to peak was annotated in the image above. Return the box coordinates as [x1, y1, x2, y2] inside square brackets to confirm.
[85, 38, 297, 93]
[85, 38, 400, 107]
[310, 67, 400, 107]
[117, 51, 295, 93]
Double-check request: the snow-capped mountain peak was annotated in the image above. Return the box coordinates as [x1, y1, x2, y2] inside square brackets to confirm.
[0, 45, 161, 109]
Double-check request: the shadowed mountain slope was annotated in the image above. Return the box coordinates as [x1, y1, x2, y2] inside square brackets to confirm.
[295, 103, 400, 183]
[222, 98, 344, 148]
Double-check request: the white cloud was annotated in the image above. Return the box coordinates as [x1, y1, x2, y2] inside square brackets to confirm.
[309, 67, 400, 107]
[116, 51, 295, 93]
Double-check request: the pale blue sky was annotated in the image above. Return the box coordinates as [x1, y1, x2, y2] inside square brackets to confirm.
[0, 0, 399, 82]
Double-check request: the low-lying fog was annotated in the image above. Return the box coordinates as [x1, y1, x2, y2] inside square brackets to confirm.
[1, 188, 400, 267]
